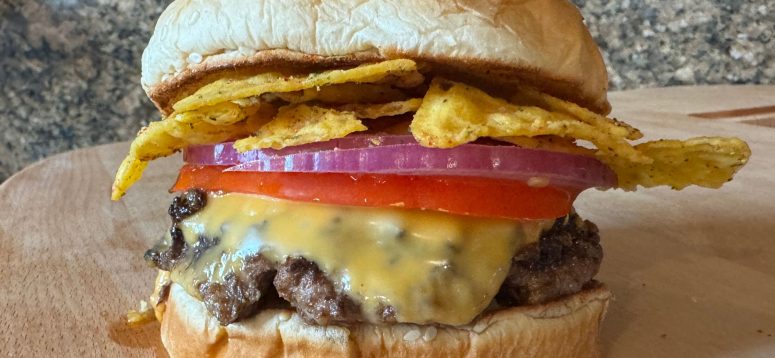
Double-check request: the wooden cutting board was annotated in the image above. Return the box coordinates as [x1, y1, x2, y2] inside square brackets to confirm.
[0, 85, 773, 357]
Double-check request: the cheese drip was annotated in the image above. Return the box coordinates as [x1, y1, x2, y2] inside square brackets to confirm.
[171, 193, 552, 326]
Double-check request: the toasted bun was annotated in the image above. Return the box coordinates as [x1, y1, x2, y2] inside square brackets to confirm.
[142, 0, 610, 115]
[158, 283, 611, 357]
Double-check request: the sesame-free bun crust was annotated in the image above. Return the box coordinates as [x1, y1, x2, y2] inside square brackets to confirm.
[142, 0, 611, 115]
[159, 283, 611, 357]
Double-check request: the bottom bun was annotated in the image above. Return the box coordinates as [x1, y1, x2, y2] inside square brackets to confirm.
[159, 283, 611, 357]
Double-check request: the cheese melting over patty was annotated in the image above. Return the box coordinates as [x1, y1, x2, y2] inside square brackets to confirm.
[168, 192, 553, 325]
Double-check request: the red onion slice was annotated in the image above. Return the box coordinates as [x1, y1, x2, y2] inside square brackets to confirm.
[183, 135, 418, 165]
[184, 135, 617, 189]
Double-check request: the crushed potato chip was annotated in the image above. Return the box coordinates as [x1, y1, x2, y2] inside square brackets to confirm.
[111, 108, 268, 200]
[127, 121, 185, 161]
[113, 60, 420, 199]
[234, 104, 367, 151]
[275, 83, 408, 104]
[513, 87, 642, 140]
[111, 156, 149, 201]
[174, 59, 420, 112]
[603, 137, 750, 190]
[411, 78, 749, 190]
[376, 71, 426, 88]
[164, 117, 253, 144]
[172, 102, 246, 126]
[410, 78, 650, 163]
[126, 300, 156, 327]
[340, 98, 423, 119]
[113, 59, 751, 200]
[230, 96, 265, 108]
[498, 136, 595, 157]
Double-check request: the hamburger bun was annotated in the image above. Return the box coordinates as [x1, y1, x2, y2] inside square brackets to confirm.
[141, 0, 610, 115]
[158, 283, 612, 357]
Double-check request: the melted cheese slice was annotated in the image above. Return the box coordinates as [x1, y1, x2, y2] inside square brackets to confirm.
[172, 193, 553, 326]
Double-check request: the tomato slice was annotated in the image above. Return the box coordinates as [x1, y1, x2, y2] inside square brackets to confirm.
[172, 165, 577, 220]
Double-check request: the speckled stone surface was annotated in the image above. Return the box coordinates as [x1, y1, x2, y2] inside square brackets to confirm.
[0, 0, 167, 183]
[577, 0, 774, 90]
[0, 0, 772, 182]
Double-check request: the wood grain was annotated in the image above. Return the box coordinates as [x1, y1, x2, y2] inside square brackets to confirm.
[0, 85, 773, 357]
[689, 105, 775, 120]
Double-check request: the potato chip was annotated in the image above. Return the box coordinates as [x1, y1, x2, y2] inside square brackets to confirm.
[498, 136, 595, 157]
[410, 78, 650, 163]
[172, 102, 247, 126]
[130, 121, 185, 161]
[409, 78, 752, 189]
[113, 67, 751, 200]
[125, 300, 156, 327]
[275, 83, 408, 104]
[340, 98, 423, 119]
[602, 137, 751, 190]
[111, 156, 149, 200]
[513, 87, 643, 140]
[174, 59, 420, 112]
[111, 106, 272, 200]
[376, 71, 426, 88]
[111, 120, 187, 200]
[164, 117, 254, 144]
[230, 96, 265, 108]
[234, 104, 367, 151]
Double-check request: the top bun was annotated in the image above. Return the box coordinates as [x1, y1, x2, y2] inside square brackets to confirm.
[142, 0, 610, 115]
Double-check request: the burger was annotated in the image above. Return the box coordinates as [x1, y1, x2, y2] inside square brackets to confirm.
[116, 0, 751, 356]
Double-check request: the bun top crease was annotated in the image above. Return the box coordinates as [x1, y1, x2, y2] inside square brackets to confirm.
[141, 0, 611, 115]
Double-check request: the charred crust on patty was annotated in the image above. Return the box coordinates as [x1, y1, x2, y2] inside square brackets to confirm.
[144, 225, 187, 271]
[144, 190, 209, 271]
[273, 257, 362, 325]
[496, 213, 603, 306]
[197, 254, 276, 325]
[168, 189, 207, 223]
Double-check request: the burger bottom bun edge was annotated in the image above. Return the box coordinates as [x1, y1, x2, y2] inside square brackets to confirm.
[158, 283, 612, 357]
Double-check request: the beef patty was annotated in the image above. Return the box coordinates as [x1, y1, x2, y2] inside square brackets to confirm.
[147, 190, 603, 326]
[273, 257, 362, 325]
[496, 214, 603, 306]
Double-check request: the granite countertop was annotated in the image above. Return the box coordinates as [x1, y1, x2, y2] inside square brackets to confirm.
[0, 0, 772, 183]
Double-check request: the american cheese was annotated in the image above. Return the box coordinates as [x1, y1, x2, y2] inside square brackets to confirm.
[169, 193, 553, 326]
